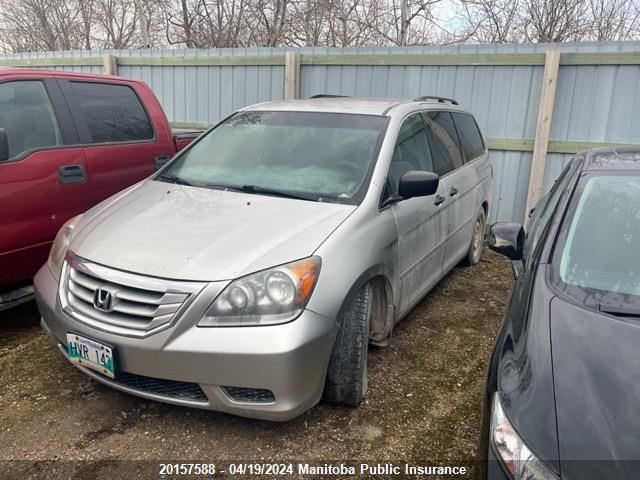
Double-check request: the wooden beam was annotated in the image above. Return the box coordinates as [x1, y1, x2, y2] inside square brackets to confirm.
[525, 49, 560, 225]
[2, 50, 640, 70]
[102, 54, 117, 75]
[300, 53, 546, 66]
[486, 138, 535, 152]
[116, 55, 285, 66]
[0, 57, 103, 67]
[560, 51, 640, 65]
[284, 51, 301, 100]
[486, 138, 640, 153]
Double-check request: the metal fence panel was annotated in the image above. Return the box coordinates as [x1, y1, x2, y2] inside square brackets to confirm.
[2, 42, 640, 222]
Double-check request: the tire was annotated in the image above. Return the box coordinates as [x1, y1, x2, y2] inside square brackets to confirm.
[322, 283, 372, 406]
[462, 208, 486, 266]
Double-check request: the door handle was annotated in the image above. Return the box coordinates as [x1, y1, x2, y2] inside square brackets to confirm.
[449, 186, 459, 197]
[434, 194, 445, 206]
[58, 165, 86, 185]
[154, 155, 172, 170]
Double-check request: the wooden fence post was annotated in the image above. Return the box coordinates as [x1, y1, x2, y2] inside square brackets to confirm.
[525, 48, 560, 225]
[284, 51, 300, 100]
[102, 54, 117, 75]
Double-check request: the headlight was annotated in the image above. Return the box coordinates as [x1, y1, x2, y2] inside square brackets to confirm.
[48, 215, 82, 281]
[490, 394, 558, 479]
[198, 256, 321, 327]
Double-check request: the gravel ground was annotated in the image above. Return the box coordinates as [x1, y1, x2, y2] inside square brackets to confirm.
[0, 250, 511, 478]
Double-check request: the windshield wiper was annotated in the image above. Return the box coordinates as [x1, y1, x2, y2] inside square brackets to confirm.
[156, 173, 195, 186]
[240, 185, 318, 201]
[205, 183, 318, 202]
[598, 304, 640, 318]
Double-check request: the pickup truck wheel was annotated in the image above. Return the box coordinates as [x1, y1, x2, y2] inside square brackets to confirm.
[323, 283, 372, 406]
[462, 208, 486, 266]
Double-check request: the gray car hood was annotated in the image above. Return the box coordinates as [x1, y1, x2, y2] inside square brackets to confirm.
[71, 180, 356, 281]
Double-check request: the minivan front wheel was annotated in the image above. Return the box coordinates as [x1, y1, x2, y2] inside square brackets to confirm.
[463, 208, 486, 266]
[323, 283, 372, 406]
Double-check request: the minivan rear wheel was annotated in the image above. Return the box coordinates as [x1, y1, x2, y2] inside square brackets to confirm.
[323, 283, 372, 406]
[462, 208, 486, 266]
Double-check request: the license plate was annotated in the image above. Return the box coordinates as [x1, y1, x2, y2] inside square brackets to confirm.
[66, 333, 115, 379]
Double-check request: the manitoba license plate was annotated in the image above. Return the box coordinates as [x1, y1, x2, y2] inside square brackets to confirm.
[66, 333, 115, 379]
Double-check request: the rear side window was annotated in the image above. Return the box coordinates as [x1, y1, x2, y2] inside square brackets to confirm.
[70, 82, 153, 143]
[423, 111, 464, 176]
[0, 81, 62, 159]
[452, 113, 485, 161]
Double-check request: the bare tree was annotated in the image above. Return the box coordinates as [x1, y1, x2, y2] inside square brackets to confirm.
[2, 0, 640, 52]
[457, 0, 521, 42]
[585, 0, 640, 40]
[521, 0, 588, 42]
[165, 0, 248, 47]
[0, 0, 88, 51]
[248, 0, 291, 46]
[94, 0, 139, 48]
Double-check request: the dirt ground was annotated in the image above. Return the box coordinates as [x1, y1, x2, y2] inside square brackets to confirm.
[0, 250, 511, 478]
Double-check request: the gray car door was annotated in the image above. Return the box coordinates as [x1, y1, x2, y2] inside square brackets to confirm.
[424, 111, 474, 273]
[389, 112, 449, 317]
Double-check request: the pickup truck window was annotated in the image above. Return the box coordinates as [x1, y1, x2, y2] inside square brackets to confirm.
[70, 82, 154, 143]
[0, 81, 62, 159]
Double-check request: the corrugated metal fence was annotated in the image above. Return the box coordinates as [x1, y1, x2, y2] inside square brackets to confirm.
[2, 42, 640, 223]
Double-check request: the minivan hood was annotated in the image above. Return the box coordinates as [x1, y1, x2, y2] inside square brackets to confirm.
[550, 296, 640, 478]
[71, 180, 356, 281]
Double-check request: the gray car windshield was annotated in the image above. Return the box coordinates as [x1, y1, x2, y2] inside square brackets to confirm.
[552, 173, 640, 312]
[159, 111, 386, 203]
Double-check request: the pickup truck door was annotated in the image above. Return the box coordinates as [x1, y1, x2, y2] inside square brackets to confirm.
[389, 112, 448, 317]
[0, 78, 90, 287]
[58, 79, 175, 203]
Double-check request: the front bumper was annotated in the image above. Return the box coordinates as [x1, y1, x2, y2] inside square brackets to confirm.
[34, 265, 337, 421]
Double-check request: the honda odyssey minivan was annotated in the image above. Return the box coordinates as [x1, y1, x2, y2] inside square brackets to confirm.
[35, 96, 492, 420]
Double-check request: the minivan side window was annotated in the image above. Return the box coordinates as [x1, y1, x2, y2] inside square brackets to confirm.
[70, 82, 154, 143]
[389, 113, 434, 190]
[452, 113, 485, 162]
[423, 111, 464, 176]
[0, 81, 62, 159]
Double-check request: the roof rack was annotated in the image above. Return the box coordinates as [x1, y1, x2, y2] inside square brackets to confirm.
[310, 94, 350, 99]
[414, 95, 459, 105]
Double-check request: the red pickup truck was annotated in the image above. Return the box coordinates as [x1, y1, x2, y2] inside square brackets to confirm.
[0, 69, 201, 310]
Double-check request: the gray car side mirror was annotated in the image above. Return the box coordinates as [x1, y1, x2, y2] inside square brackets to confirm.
[398, 171, 439, 199]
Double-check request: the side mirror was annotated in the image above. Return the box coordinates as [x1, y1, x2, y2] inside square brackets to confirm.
[0, 129, 9, 162]
[488, 223, 525, 261]
[398, 171, 439, 199]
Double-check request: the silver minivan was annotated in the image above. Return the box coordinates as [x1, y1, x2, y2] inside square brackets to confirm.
[35, 96, 492, 421]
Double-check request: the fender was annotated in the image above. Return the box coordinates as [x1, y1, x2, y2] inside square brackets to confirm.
[329, 264, 395, 347]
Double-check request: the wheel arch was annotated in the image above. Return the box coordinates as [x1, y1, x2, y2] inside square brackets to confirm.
[333, 265, 395, 347]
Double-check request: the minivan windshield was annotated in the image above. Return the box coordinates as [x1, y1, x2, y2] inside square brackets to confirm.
[552, 173, 640, 312]
[158, 111, 387, 203]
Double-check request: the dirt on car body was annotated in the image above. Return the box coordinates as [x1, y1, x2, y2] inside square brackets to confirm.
[0, 250, 511, 478]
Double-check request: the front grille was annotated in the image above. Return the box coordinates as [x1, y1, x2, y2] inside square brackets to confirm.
[116, 371, 208, 402]
[61, 254, 205, 337]
[222, 386, 275, 403]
